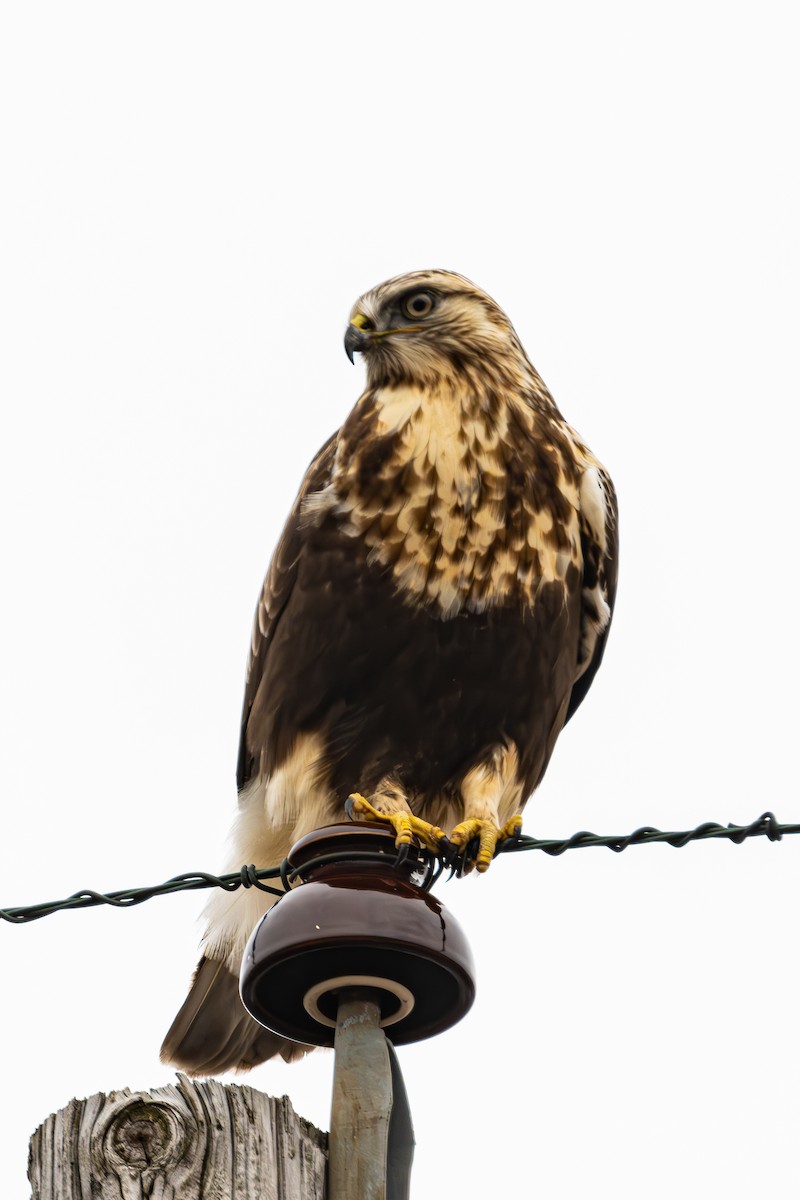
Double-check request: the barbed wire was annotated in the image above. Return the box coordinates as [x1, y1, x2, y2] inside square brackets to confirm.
[1, 811, 796, 925]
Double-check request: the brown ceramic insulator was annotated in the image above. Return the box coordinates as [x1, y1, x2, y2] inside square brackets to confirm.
[239, 823, 476, 1047]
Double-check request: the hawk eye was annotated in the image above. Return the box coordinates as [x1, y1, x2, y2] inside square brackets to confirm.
[403, 292, 435, 319]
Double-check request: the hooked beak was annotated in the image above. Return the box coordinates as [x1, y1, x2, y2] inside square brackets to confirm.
[344, 313, 425, 363]
[344, 313, 372, 364]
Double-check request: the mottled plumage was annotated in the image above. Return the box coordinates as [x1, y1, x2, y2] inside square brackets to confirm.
[161, 270, 618, 1075]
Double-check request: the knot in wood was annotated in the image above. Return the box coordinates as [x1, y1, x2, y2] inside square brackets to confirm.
[104, 1100, 186, 1171]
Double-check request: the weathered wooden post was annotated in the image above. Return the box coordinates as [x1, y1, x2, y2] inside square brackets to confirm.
[28, 1074, 327, 1199]
[240, 822, 476, 1199]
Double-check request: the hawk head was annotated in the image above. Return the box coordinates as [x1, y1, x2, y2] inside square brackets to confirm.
[344, 269, 534, 393]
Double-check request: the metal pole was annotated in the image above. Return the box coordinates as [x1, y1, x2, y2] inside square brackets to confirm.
[328, 989, 393, 1200]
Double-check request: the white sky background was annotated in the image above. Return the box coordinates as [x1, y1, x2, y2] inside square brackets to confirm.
[1, 2, 797, 1195]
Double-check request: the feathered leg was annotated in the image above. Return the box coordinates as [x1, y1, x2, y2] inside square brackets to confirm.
[450, 743, 524, 873]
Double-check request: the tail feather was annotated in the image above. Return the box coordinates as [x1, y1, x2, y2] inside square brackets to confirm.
[162, 770, 338, 1074]
[160, 954, 310, 1075]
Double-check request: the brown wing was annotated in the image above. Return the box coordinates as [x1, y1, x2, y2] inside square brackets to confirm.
[236, 434, 337, 791]
[565, 466, 619, 723]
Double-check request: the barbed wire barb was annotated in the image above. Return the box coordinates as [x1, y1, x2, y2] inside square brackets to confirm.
[2, 811, 797, 925]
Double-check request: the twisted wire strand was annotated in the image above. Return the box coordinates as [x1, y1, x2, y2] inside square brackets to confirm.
[499, 809, 796, 856]
[1, 866, 287, 925]
[2, 811, 796, 925]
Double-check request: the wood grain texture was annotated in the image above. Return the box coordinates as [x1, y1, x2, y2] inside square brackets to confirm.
[28, 1073, 327, 1199]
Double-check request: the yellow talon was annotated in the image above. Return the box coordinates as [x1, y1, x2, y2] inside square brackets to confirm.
[346, 793, 448, 855]
[502, 814, 523, 841]
[450, 814, 523, 873]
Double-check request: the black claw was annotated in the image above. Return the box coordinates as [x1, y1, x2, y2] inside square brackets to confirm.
[496, 824, 522, 856]
[438, 836, 458, 865]
[344, 796, 358, 821]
